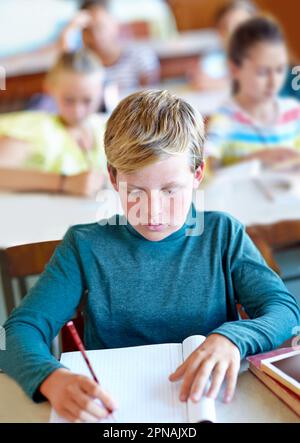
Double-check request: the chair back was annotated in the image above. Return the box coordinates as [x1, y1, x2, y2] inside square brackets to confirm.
[0, 240, 84, 352]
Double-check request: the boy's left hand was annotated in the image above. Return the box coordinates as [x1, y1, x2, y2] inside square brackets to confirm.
[169, 334, 240, 404]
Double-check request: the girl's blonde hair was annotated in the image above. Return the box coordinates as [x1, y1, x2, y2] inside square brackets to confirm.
[104, 90, 205, 175]
[46, 48, 104, 84]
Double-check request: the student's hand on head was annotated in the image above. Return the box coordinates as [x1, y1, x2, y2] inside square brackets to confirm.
[63, 170, 105, 197]
[59, 11, 92, 51]
[168, 334, 240, 404]
[39, 368, 117, 423]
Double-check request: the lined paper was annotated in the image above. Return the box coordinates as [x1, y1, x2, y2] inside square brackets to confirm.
[50, 337, 216, 423]
[51, 343, 186, 423]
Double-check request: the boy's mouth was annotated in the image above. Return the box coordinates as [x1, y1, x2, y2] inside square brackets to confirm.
[144, 224, 166, 232]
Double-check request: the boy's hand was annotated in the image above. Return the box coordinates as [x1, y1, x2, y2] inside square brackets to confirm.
[40, 368, 118, 423]
[63, 170, 105, 196]
[169, 334, 240, 404]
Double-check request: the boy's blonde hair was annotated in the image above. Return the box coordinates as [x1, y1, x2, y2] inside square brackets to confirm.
[104, 90, 205, 175]
[46, 48, 104, 84]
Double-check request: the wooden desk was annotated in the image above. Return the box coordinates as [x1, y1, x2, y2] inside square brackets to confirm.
[0, 361, 298, 423]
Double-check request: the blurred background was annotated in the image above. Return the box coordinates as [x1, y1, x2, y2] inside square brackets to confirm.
[1, 0, 300, 112]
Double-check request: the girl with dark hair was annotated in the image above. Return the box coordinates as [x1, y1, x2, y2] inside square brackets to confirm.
[205, 17, 300, 168]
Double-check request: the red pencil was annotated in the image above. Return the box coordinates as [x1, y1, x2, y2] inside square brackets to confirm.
[66, 321, 115, 420]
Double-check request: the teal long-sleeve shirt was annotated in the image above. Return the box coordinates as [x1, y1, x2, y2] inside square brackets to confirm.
[0, 210, 299, 401]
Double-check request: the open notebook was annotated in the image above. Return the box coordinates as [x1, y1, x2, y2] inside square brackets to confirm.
[50, 335, 216, 423]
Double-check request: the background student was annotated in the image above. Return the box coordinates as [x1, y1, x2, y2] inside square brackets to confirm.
[0, 49, 107, 196]
[29, 0, 160, 113]
[205, 17, 300, 168]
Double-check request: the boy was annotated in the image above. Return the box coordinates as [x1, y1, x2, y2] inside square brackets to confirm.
[0, 90, 299, 423]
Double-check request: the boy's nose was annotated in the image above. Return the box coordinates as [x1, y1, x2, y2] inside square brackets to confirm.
[148, 191, 163, 223]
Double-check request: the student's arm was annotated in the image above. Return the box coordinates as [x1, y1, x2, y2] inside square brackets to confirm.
[242, 147, 300, 166]
[0, 228, 116, 421]
[0, 168, 61, 193]
[0, 228, 84, 399]
[169, 219, 300, 405]
[0, 168, 105, 196]
[211, 222, 300, 358]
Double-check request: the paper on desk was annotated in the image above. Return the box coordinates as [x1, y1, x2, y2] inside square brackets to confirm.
[254, 171, 300, 202]
[50, 337, 216, 424]
[213, 160, 262, 184]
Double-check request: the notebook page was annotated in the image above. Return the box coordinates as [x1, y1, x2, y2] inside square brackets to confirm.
[50, 342, 188, 423]
[182, 335, 217, 423]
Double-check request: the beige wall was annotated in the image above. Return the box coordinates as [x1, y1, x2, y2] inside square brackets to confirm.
[167, 0, 300, 61]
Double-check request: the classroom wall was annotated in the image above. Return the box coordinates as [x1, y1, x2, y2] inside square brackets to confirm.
[167, 0, 300, 61]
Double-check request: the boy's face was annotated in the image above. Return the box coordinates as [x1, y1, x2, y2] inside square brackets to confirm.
[109, 153, 204, 242]
[231, 42, 288, 102]
[48, 71, 103, 126]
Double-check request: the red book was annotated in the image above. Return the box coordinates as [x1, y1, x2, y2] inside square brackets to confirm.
[247, 348, 300, 417]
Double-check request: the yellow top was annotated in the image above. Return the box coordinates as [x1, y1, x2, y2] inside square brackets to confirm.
[0, 111, 107, 175]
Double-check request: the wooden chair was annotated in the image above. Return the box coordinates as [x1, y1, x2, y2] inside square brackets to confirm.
[0, 240, 84, 353]
[236, 220, 300, 322]
[0, 71, 46, 113]
[247, 220, 300, 347]
[247, 220, 300, 276]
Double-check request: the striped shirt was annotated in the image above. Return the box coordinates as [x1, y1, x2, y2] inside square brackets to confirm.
[105, 43, 160, 91]
[204, 98, 300, 165]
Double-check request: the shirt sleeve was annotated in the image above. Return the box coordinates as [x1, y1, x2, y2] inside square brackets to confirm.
[0, 112, 36, 141]
[0, 227, 85, 401]
[210, 222, 300, 359]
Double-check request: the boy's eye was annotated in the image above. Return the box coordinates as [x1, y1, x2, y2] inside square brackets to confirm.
[161, 189, 177, 196]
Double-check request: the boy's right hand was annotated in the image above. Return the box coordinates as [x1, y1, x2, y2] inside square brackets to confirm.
[39, 368, 117, 423]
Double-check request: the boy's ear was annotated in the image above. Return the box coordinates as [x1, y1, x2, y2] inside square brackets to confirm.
[107, 164, 118, 191]
[193, 162, 205, 188]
